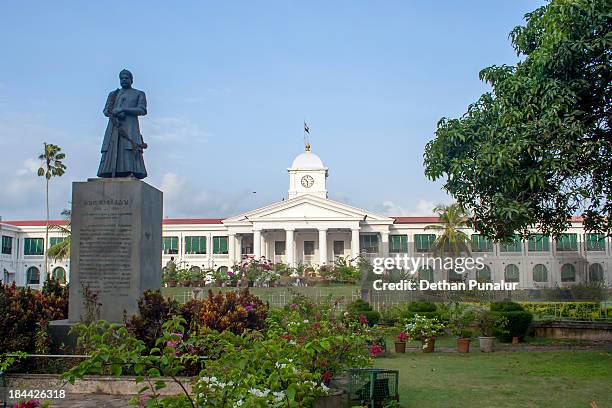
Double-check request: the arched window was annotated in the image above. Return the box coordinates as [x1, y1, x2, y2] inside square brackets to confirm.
[477, 265, 491, 282]
[217, 266, 228, 274]
[504, 264, 520, 282]
[588, 263, 604, 283]
[52, 266, 67, 284]
[418, 266, 434, 282]
[26, 266, 40, 285]
[561, 264, 576, 282]
[189, 266, 202, 273]
[532, 264, 548, 283]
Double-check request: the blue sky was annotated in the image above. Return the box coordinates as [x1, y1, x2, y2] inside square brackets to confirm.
[0, 0, 544, 220]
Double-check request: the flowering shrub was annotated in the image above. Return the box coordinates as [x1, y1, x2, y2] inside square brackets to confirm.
[197, 289, 268, 334]
[404, 314, 446, 340]
[395, 331, 408, 342]
[0, 281, 68, 353]
[125, 290, 180, 350]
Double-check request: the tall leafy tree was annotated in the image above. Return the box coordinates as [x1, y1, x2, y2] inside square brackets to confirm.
[37, 143, 66, 276]
[424, 0, 611, 239]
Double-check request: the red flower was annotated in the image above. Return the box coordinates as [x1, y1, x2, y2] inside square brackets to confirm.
[359, 314, 369, 326]
[322, 371, 333, 383]
[370, 343, 383, 357]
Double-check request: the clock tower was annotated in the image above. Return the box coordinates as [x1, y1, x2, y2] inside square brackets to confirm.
[288, 144, 328, 199]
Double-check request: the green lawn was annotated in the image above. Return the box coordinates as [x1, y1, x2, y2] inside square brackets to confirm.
[374, 351, 612, 407]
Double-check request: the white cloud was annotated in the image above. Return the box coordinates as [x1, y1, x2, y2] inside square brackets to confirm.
[156, 172, 251, 218]
[17, 159, 40, 176]
[142, 117, 209, 144]
[380, 199, 437, 216]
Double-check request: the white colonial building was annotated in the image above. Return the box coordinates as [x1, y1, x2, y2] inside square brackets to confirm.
[1, 146, 610, 289]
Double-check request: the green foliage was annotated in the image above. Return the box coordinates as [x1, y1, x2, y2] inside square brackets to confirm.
[424, 0, 612, 238]
[396, 301, 441, 321]
[197, 289, 268, 334]
[425, 203, 471, 256]
[476, 310, 508, 337]
[520, 301, 606, 320]
[404, 314, 446, 340]
[490, 301, 525, 312]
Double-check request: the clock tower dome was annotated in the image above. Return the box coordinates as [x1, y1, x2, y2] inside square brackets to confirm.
[288, 144, 328, 199]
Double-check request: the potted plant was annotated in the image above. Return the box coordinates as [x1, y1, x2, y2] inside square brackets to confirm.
[476, 311, 508, 352]
[394, 331, 408, 353]
[449, 303, 476, 353]
[404, 314, 446, 353]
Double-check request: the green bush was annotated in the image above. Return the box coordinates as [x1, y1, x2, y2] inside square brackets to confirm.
[490, 301, 524, 312]
[408, 300, 438, 312]
[490, 302, 533, 342]
[347, 299, 381, 326]
[520, 302, 605, 320]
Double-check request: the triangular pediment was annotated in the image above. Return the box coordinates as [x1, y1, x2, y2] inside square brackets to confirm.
[223, 195, 393, 224]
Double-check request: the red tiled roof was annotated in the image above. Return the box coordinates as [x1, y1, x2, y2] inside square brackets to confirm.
[1, 220, 69, 226]
[392, 217, 440, 223]
[162, 218, 224, 225]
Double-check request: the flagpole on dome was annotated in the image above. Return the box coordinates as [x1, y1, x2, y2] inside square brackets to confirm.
[303, 120, 310, 152]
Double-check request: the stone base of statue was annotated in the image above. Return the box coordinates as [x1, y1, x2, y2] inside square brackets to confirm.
[67, 177, 163, 323]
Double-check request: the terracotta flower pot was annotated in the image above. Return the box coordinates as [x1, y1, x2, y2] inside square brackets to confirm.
[421, 337, 436, 353]
[456, 337, 471, 353]
[512, 336, 520, 344]
[394, 341, 406, 354]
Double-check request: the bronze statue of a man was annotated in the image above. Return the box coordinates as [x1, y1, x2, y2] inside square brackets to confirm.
[97, 69, 148, 179]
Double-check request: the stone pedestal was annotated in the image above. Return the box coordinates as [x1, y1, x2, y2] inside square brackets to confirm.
[68, 178, 162, 323]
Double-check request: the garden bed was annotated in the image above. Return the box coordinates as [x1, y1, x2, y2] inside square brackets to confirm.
[532, 320, 612, 341]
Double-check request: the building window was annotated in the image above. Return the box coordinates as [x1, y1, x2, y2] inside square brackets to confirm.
[190, 266, 202, 273]
[561, 263, 576, 282]
[52, 266, 67, 284]
[588, 263, 604, 282]
[275, 241, 286, 256]
[303, 241, 315, 256]
[414, 234, 435, 253]
[24, 238, 44, 256]
[532, 264, 548, 282]
[162, 237, 179, 255]
[477, 265, 491, 282]
[528, 235, 550, 252]
[418, 266, 434, 282]
[389, 234, 408, 253]
[26, 266, 40, 285]
[1, 236, 12, 255]
[49, 237, 67, 248]
[586, 233, 605, 252]
[333, 240, 344, 256]
[359, 235, 379, 254]
[471, 234, 493, 252]
[504, 264, 520, 282]
[185, 236, 206, 254]
[556, 234, 578, 251]
[213, 236, 228, 254]
[500, 236, 522, 253]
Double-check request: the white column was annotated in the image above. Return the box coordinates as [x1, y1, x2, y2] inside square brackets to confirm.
[228, 233, 236, 266]
[319, 228, 328, 265]
[286, 229, 295, 267]
[207, 233, 213, 269]
[351, 228, 360, 261]
[253, 229, 262, 259]
[380, 231, 389, 257]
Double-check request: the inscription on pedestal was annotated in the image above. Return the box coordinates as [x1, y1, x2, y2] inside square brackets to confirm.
[69, 179, 162, 323]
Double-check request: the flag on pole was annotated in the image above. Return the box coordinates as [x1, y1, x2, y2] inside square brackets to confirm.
[304, 121, 310, 133]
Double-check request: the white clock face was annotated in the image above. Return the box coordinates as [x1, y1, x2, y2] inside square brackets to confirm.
[301, 175, 314, 188]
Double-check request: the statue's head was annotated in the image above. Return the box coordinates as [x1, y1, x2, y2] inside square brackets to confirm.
[119, 69, 133, 88]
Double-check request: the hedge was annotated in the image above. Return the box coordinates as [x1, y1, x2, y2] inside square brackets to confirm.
[520, 302, 606, 321]
[490, 301, 533, 342]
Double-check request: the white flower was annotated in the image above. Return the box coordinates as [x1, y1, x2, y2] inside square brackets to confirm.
[236, 399, 244, 406]
[320, 383, 330, 393]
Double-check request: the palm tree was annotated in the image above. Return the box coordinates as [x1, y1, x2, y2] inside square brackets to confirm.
[48, 209, 71, 263]
[425, 203, 471, 282]
[37, 143, 66, 276]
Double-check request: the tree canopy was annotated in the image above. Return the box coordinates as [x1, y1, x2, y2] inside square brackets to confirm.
[424, 0, 611, 239]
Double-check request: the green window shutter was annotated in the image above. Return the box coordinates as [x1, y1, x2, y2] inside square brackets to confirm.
[24, 238, 44, 255]
[561, 263, 576, 282]
[213, 237, 219, 254]
[586, 233, 605, 251]
[532, 264, 548, 282]
[556, 234, 578, 251]
[163, 237, 179, 254]
[213, 237, 228, 254]
[220, 237, 228, 254]
[390, 235, 407, 253]
[500, 235, 522, 252]
[471, 234, 493, 252]
[185, 237, 192, 254]
[415, 234, 435, 252]
[200, 237, 206, 254]
[528, 235, 549, 252]
[477, 265, 491, 281]
[504, 264, 520, 282]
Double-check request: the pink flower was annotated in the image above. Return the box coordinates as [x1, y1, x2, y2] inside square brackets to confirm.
[396, 331, 408, 342]
[138, 392, 151, 408]
[359, 314, 369, 326]
[245, 304, 254, 312]
[370, 343, 383, 357]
